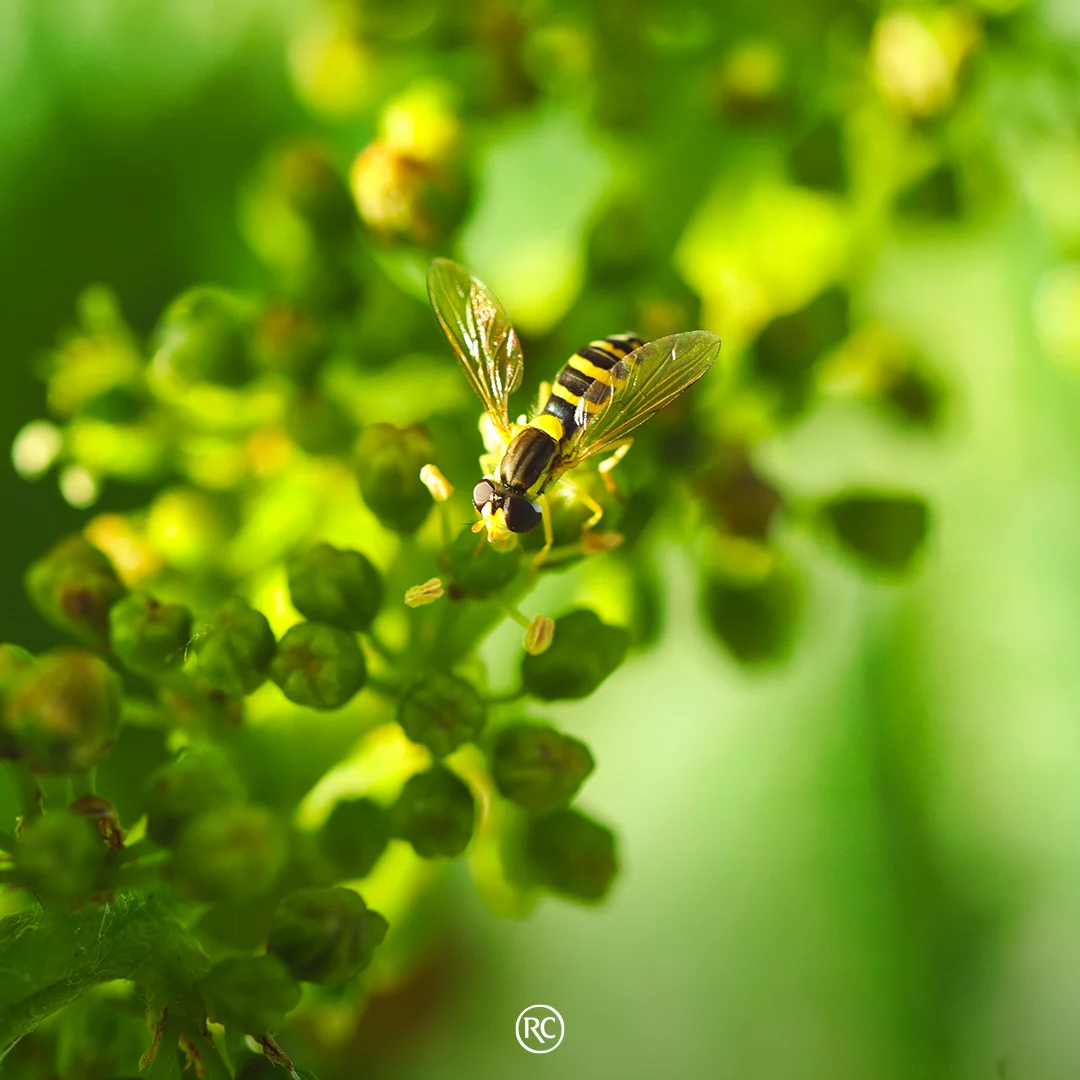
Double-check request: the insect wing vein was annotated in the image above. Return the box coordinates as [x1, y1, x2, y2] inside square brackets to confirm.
[564, 330, 720, 467]
[427, 258, 523, 435]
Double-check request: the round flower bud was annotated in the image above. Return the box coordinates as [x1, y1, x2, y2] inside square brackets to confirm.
[269, 622, 367, 710]
[520, 609, 630, 701]
[287, 544, 383, 633]
[192, 597, 276, 697]
[354, 424, 436, 534]
[442, 526, 521, 599]
[284, 389, 357, 456]
[389, 766, 475, 859]
[525, 808, 618, 903]
[152, 286, 254, 387]
[108, 592, 192, 678]
[17, 809, 113, 904]
[702, 564, 801, 665]
[268, 886, 388, 984]
[168, 804, 285, 902]
[491, 723, 594, 813]
[252, 302, 331, 383]
[822, 491, 930, 572]
[318, 797, 389, 879]
[144, 746, 247, 848]
[261, 140, 356, 242]
[0, 644, 34, 759]
[5, 650, 121, 773]
[199, 954, 300, 1034]
[397, 672, 485, 758]
[25, 535, 126, 649]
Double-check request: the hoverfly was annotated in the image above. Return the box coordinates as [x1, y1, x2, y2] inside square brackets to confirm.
[427, 258, 721, 563]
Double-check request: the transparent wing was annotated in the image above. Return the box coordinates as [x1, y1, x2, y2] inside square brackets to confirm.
[427, 258, 524, 437]
[560, 330, 721, 468]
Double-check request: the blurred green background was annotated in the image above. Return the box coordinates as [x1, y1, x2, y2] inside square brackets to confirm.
[5, 0, 1080, 1077]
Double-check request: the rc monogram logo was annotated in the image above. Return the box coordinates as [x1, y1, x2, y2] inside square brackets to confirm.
[515, 1004, 565, 1054]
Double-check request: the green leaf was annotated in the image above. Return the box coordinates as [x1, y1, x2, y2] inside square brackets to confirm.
[0, 893, 209, 1060]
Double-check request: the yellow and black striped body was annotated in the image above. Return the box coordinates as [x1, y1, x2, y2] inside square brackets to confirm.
[497, 334, 644, 500]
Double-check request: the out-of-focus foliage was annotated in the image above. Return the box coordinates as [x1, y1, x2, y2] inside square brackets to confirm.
[3, 0, 1080, 1077]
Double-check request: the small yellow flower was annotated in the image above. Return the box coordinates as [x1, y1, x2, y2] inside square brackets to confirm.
[404, 578, 445, 608]
[523, 614, 555, 656]
[419, 464, 454, 503]
[580, 530, 624, 555]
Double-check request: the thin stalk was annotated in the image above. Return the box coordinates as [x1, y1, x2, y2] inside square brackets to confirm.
[362, 628, 397, 666]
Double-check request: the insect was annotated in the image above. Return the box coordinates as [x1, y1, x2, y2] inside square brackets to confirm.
[427, 258, 721, 562]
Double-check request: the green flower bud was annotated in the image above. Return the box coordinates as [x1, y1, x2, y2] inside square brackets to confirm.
[752, 287, 849, 413]
[160, 677, 244, 734]
[280, 250, 362, 318]
[108, 592, 192, 678]
[702, 564, 801, 665]
[284, 389, 358, 456]
[200, 954, 300, 1034]
[389, 766, 475, 859]
[169, 804, 285, 901]
[318, 798, 389, 879]
[0, 643, 34, 696]
[520, 609, 630, 702]
[192, 597, 276, 697]
[268, 886, 388, 984]
[5, 650, 121, 773]
[269, 622, 367, 710]
[525, 808, 618, 903]
[442, 526, 521, 599]
[823, 491, 930, 572]
[252, 301, 330, 382]
[152, 286, 254, 387]
[288, 544, 383, 633]
[490, 724, 594, 813]
[397, 672, 485, 758]
[25, 535, 126, 648]
[144, 746, 247, 847]
[0, 644, 34, 759]
[354, 424, 436, 534]
[17, 809, 113, 904]
[263, 140, 356, 241]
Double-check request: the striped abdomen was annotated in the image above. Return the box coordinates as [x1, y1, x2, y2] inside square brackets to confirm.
[542, 334, 644, 441]
[497, 333, 644, 497]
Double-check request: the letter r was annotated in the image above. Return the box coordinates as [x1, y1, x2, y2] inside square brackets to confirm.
[525, 1017, 546, 1042]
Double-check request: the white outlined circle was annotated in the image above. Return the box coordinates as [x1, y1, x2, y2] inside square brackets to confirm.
[515, 1004, 565, 1053]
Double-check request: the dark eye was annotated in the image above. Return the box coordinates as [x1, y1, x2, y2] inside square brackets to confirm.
[504, 496, 542, 534]
[473, 480, 496, 511]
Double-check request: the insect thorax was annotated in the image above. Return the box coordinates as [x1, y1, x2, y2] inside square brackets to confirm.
[497, 425, 559, 495]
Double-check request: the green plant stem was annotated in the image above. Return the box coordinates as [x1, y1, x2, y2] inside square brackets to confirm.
[362, 627, 397, 666]
[367, 674, 402, 698]
[486, 686, 525, 704]
[0, 829, 16, 856]
[3, 762, 42, 823]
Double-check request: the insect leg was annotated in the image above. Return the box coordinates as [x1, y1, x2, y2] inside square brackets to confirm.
[597, 438, 633, 498]
[529, 494, 555, 574]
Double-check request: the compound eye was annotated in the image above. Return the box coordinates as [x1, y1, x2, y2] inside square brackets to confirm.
[504, 496, 542, 534]
[473, 480, 496, 512]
